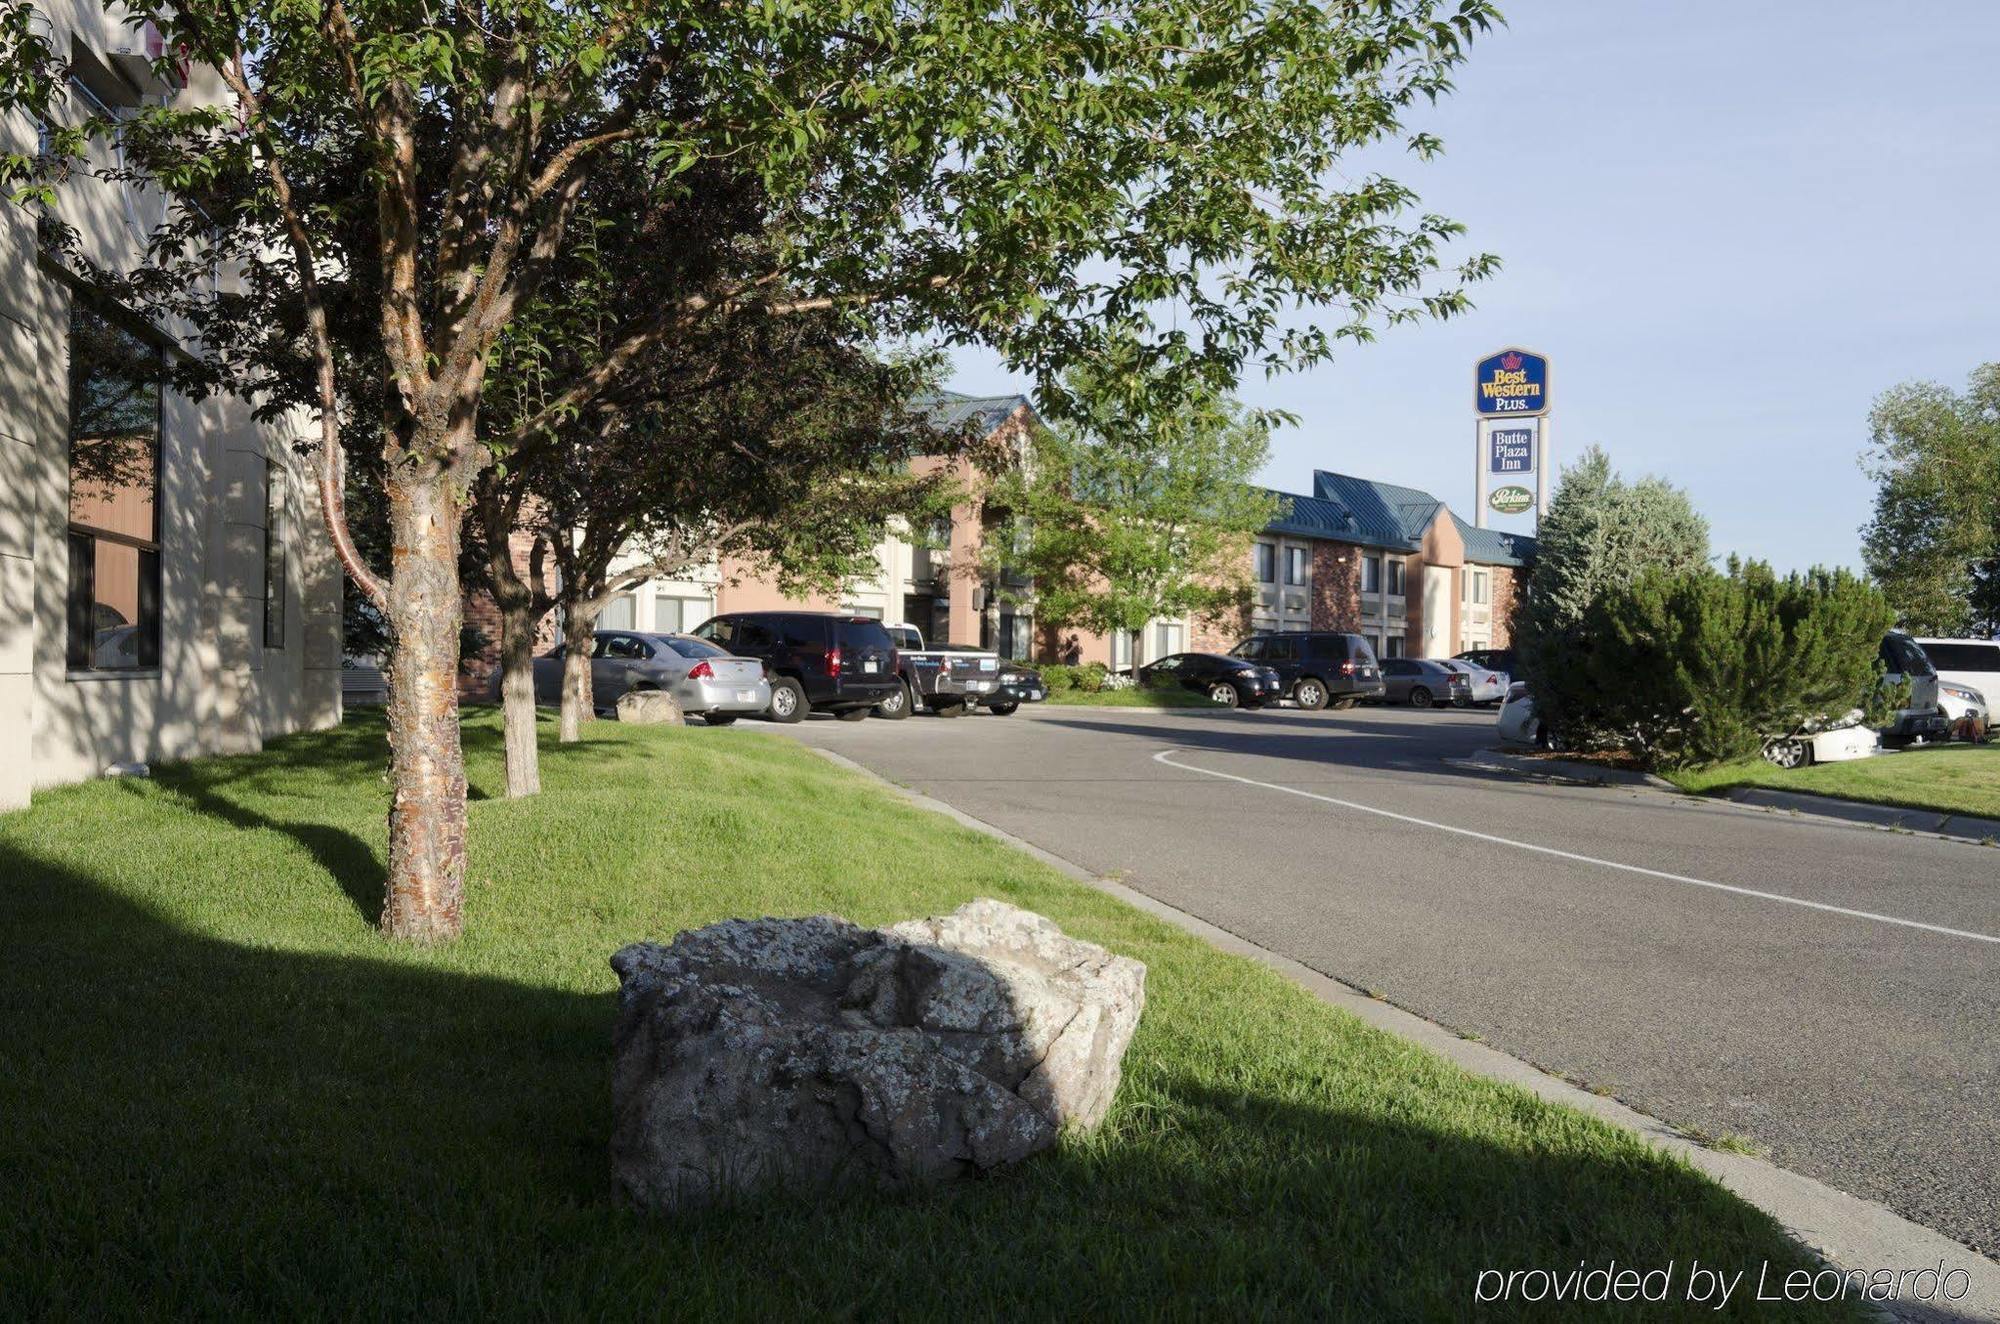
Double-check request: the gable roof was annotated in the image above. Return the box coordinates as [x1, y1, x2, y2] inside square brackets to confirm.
[912, 390, 1033, 437]
[1260, 468, 1537, 566]
[1449, 513, 1536, 568]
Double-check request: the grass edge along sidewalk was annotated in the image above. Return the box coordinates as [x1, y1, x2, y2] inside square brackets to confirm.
[1663, 742, 2000, 825]
[1, 710, 1853, 1318]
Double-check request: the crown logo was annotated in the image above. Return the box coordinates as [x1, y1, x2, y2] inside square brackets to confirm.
[1500, 352, 1522, 372]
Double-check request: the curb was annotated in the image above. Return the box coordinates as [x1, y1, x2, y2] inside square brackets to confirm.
[1720, 787, 2000, 846]
[806, 743, 2000, 1322]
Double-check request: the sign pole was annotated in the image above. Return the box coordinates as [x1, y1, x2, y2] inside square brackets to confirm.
[1474, 418, 1489, 529]
[1536, 412, 1552, 522]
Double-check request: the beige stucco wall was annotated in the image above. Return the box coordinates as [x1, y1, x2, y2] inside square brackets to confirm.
[0, 2, 341, 810]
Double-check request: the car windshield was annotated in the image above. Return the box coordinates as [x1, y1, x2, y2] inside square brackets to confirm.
[887, 626, 922, 650]
[842, 620, 895, 653]
[665, 637, 728, 659]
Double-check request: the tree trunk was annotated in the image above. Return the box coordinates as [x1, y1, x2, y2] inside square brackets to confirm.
[380, 471, 469, 943]
[497, 597, 541, 798]
[558, 597, 600, 743]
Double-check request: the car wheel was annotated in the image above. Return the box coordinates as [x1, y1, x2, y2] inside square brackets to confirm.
[1452, 693, 1471, 708]
[1761, 736, 1811, 769]
[836, 707, 870, 722]
[704, 713, 738, 726]
[1207, 681, 1240, 708]
[988, 701, 1019, 716]
[1408, 685, 1433, 708]
[875, 681, 912, 721]
[767, 678, 806, 724]
[1294, 678, 1328, 711]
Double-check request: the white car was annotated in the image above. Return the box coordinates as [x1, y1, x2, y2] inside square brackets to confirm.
[1937, 681, 1990, 742]
[1495, 682, 1553, 748]
[1760, 715, 1879, 769]
[1496, 680, 1881, 767]
[1439, 658, 1509, 706]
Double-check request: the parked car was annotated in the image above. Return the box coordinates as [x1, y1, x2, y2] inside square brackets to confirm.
[1227, 631, 1384, 709]
[1495, 682, 1553, 748]
[1759, 714, 1880, 769]
[1937, 680, 1990, 743]
[531, 630, 770, 724]
[691, 612, 899, 723]
[882, 626, 1004, 717]
[1455, 647, 1517, 676]
[1878, 632, 1948, 745]
[1377, 657, 1471, 708]
[1915, 638, 2000, 732]
[341, 654, 389, 706]
[1137, 652, 1282, 708]
[990, 662, 1048, 713]
[1437, 657, 1509, 706]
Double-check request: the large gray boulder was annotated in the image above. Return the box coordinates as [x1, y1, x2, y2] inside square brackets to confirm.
[609, 898, 1146, 1214]
[615, 689, 683, 725]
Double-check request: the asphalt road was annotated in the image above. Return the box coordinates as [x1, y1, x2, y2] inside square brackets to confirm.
[784, 701, 2000, 1258]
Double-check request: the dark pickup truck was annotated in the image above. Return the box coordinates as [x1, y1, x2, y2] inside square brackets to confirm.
[884, 625, 1004, 717]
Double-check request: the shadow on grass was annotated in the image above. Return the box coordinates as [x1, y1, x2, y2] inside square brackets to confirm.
[0, 825, 1858, 1318]
[139, 708, 621, 925]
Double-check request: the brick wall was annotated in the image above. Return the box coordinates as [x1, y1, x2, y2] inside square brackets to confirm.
[459, 529, 561, 700]
[1310, 542, 1362, 631]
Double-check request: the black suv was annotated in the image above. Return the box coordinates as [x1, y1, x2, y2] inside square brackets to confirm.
[1228, 631, 1385, 709]
[692, 612, 900, 723]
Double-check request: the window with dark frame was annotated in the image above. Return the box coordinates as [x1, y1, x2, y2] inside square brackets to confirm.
[66, 301, 164, 674]
[1253, 541, 1276, 584]
[1361, 555, 1382, 595]
[1283, 546, 1308, 586]
[1386, 558, 1407, 597]
[263, 460, 287, 649]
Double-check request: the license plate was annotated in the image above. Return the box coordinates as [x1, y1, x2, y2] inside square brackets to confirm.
[863, 660, 878, 674]
[736, 690, 755, 703]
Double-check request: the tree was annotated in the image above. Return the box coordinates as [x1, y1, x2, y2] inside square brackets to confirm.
[989, 371, 1279, 656]
[1581, 560, 1895, 769]
[1860, 365, 2000, 635]
[7, 0, 1498, 941]
[1515, 446, 1709, 745]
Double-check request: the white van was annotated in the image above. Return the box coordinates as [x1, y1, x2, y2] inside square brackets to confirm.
[1915, 637, 2000, 696]
[1916, 637, 1999, 740]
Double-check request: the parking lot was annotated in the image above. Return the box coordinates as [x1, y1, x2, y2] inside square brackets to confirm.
[785, 701, 2000, 1258]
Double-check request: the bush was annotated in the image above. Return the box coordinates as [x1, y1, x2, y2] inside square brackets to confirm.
[1515, 447, 1710, 747]
[1580, 560, 1896, 769]
[1034, 661, 1110, 693]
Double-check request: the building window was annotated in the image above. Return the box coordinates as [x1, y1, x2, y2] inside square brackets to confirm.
[1155, 621, 1184, 659]
[1283, 546, 1308, 587]
[655, 594, 713, 634]
[842, 602, 885, 620]
[1470, 569, 1491, 606]
[1111, 629, 1132, 671]
[599, 592, 637, 630]
[1385, 558, 1406, 597]
[67, 302, 164, 673]
[1361, 554, 1382, 595]
[1383, 634, 1406, 659]
[1253, 542, 1276, 584]
[263, 461, 287, 648]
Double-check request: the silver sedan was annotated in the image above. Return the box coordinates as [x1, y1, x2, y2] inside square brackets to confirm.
[532, 630, 770, 724]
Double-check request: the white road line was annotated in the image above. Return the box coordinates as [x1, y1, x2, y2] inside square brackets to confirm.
[1152, 748, 2000, 947]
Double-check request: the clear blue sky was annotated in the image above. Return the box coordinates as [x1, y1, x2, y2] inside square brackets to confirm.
[944, 2, 2000, 572]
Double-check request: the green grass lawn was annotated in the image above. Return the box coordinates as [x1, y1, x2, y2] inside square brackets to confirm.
[1041, 685, 1222, 708]
[1, 710, 1845, 1317]
[1665, 742, 2000, 822]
